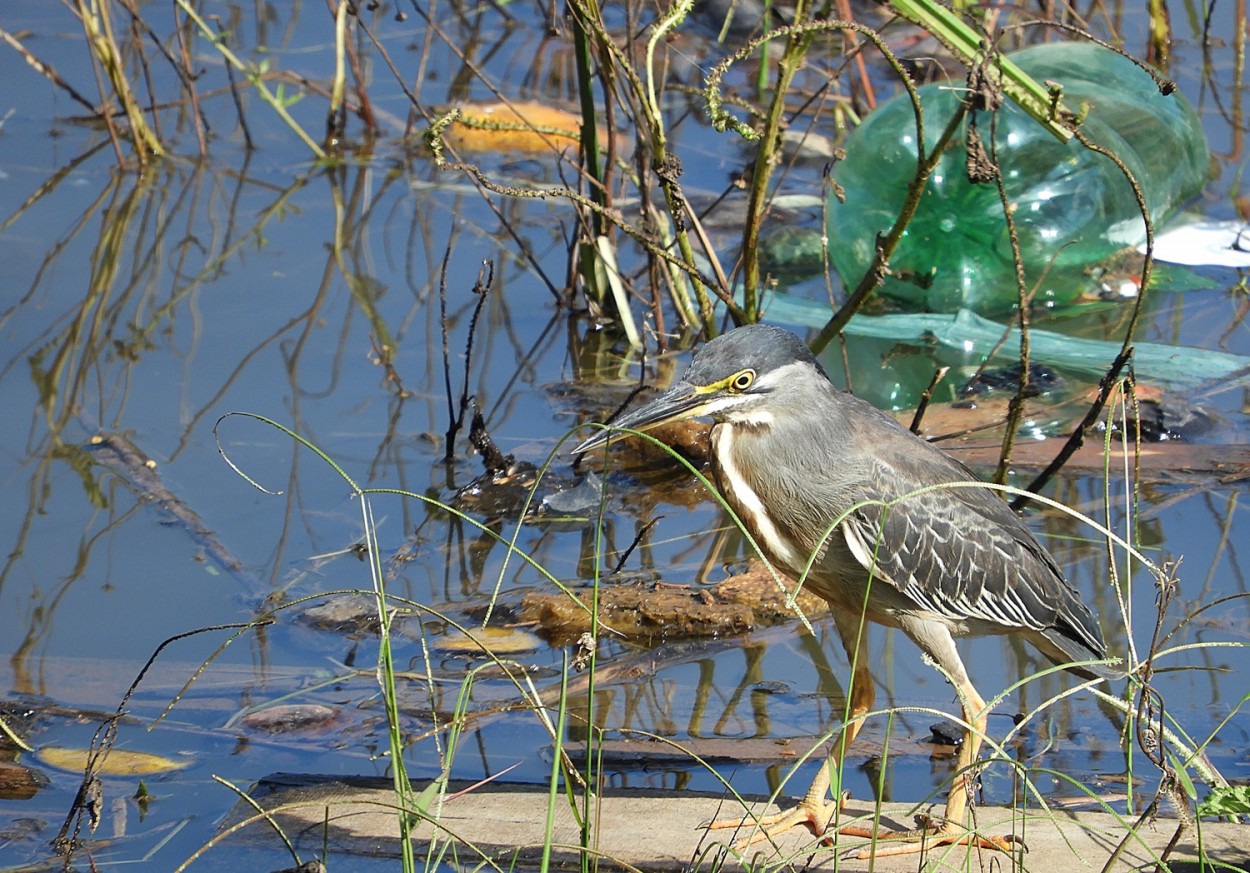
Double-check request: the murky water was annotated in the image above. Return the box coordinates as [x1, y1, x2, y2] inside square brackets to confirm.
[1, 2, 1248, 869]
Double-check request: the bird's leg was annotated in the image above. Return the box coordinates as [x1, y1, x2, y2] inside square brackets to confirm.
[859, 676, 1017, 858]
[943, 677, 988, 830]
[707, 612, 877, 848]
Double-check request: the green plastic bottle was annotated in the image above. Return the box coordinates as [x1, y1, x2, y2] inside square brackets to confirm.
[826, 42, 1209, 314]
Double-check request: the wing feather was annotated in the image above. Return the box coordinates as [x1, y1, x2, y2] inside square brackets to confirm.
[839, 459, 1106, 661]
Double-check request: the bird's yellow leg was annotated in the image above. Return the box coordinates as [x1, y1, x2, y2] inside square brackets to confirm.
[855, 677, 1017, 859]
[707, 657, 876, 848]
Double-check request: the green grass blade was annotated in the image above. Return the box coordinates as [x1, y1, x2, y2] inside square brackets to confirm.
[885, 0, 1075, 142]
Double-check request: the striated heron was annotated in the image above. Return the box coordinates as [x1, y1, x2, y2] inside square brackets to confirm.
[573, 324, 1109, 854]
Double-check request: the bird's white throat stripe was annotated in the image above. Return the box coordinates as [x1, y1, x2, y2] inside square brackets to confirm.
[713, 426, 805, 570]
[699, 394, 774, 424]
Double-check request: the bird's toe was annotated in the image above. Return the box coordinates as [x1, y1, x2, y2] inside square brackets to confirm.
[707, 792, 851, 850]
[850, 819, 1022, 859]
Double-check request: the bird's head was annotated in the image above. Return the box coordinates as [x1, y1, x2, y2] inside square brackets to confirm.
[572, 324, 822, 454]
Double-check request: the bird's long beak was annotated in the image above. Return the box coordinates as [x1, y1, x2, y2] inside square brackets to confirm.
[572, 381, 708, 454]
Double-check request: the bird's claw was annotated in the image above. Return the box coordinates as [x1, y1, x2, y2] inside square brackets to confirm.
[706, 790, 855, 850]
[708, 795, 1021, 859]
[849, 819, 1023, 859]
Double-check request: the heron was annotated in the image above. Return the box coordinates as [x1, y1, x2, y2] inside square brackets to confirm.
[573, 324, 1109, 854]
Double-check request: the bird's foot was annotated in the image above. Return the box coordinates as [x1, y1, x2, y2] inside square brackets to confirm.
[850, 815, 1021, 859]
[706, 791, 871, 850]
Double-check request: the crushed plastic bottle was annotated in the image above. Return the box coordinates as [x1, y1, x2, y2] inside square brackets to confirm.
[826, 42, 1209, 314]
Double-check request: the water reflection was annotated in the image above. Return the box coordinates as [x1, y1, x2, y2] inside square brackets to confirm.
[1, 0, 1248, 869]
[2, 156, 1246, 865]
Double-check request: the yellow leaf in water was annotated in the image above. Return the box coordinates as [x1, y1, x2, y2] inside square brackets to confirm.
[434, 626, 543, 655]
[35, 746, 192, 776]
[443, 101, 587, 155]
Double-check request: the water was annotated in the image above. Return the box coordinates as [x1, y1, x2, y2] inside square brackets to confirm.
[1, 2, 1248, 869]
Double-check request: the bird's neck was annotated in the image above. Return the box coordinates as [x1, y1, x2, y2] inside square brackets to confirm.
[709, 421, 809, 572]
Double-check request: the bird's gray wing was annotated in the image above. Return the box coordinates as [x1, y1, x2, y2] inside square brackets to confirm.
[839, 462, 1106, 662]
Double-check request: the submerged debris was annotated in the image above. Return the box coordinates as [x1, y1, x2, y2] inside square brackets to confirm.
[432, 626, 544, 656]
[240, 704, 342, 735]
[927, 720, 965, 747]
[1093, 385, 1216, 442]
[959, 361, 1066, 398]
[453, 460, 542, 517]
[541, 471, 603, 515]
[297, 595, 384, 636]
[518, 562, 828, 646]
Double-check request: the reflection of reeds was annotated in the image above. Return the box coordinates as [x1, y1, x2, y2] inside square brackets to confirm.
[2, 8, 162, 163]
[2, 158, 352, 685]
[173, 0, 325, 158]
[72, 0, 166, 163]
[10, 0, 390, 163]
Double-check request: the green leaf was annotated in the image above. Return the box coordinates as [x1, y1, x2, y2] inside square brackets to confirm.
[1197, 784, 1250, 818]
[413, 774, 445, 814]
[1168, 753, 1197, 800]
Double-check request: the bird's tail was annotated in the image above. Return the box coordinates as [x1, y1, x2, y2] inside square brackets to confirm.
[1038, 629, 1125, 681]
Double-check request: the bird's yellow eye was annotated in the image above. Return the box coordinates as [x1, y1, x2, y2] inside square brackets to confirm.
[730, 370, 755, 392]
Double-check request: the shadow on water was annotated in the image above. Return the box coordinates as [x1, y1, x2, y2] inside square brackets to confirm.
[0, 0, 1248, 869]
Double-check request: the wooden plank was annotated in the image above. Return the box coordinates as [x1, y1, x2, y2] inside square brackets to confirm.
[229, 774, 1250, 872]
